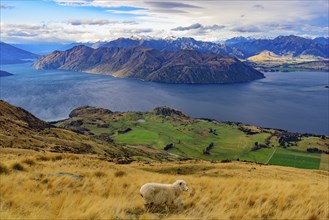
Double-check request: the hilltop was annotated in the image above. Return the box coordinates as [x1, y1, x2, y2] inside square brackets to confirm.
[34, 45, 264, 84]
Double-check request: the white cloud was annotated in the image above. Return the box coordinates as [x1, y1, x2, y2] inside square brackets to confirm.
[1, 0, 328, 42]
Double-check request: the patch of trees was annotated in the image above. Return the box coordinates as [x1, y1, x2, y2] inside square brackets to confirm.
[278, 133, 301, 147]
[238, 127, 259, 135]
[209, 128, 218, 136]
[307, 148, 329, 154]
[251, 142, 269, 151]
[203, 142, 214, 155]
[164, 143, 174, 151]
[94, 133, 113, 143]
[117, 128, 132, 134]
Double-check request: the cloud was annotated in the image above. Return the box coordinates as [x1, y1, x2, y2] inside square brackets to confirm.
[231, 25, 261, 33]
[0, 4, 15, 9]
[68, 19, 116, 26]
[145, 1, 202, 9]
[172, 23, 202, 31]
[253, 4, 265, 10]
[172, 23, 225, 31]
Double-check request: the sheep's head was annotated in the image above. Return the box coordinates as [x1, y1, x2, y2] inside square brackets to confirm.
[175, 180, 188, 191]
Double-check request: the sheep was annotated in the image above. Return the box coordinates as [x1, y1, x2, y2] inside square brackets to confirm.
[140, 180, 188, 210]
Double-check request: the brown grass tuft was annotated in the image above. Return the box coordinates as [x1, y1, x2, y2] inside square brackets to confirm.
[51, 155, 63, 161]
[11, 163, 25, 171]
[114, 170, 126, 177]
[36, 155, 50, 161]
[0, 163, 10, 174]
[22, 158, 36, 166]
[94, 171, 107, 178]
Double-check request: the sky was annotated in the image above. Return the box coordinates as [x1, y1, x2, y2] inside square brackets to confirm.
[0, 0, 328, 43]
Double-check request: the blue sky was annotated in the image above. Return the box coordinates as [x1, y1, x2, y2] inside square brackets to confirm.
[1, 0, 328, 43]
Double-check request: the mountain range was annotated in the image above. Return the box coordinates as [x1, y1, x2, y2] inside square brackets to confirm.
[0, 42, 38, 64]
[230, 35, 329, 58]
[99, 35, 329, 59]
[34, 45, 264, 84]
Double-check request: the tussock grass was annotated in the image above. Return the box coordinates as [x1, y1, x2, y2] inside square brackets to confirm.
[114, 170, 126, 177]
[36, 155, 50, 161]
[94, 171, 107, 178]
[0, 163, 10, 174]
[0, 148, 328, 220]
[22, 158, 36, 166]
[11, 162, 25, 171]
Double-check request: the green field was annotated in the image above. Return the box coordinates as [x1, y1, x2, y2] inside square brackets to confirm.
[269, 148, 321, 169]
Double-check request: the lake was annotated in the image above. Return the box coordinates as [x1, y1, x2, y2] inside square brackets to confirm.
[0, 63, 328, 135]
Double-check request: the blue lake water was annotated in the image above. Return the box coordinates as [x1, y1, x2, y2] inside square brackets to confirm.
[0, 63, 328, 135]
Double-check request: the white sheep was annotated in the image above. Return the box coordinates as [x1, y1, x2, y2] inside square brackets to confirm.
[140, 180, 189, 210]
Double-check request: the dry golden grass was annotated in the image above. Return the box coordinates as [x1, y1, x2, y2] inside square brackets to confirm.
[0, 148, 328, 220]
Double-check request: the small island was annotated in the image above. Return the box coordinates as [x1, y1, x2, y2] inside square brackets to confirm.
[0, 70, 14, 77]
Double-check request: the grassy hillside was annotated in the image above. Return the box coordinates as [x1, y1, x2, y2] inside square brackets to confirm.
[0, 100, 179, 162]
[0, 148, 328, 220]
[246, 51, 329, 72]
[56, 106, 329, 171]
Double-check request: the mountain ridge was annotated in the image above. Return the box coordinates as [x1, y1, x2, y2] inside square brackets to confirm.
[34, 45, 265, 84]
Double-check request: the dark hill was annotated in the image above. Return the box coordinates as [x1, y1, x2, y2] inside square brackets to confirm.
[0, 42, 38, 64]
[0, 70, 13, 77]
[34, 45, 264, 84]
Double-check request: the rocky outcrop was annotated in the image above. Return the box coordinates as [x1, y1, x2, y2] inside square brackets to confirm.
[152, 106, 189, 118]
[69, 106, 113, 118]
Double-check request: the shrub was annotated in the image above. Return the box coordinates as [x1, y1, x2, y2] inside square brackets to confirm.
[11, 163, 25, 171]
[22, 158, 36, 166]
[51, 155, 63, 161]
[114, 170, 126, 177]
[36, 155, 50, 161]
[0, 163, 10, 174]
[94, 171, 107, 178]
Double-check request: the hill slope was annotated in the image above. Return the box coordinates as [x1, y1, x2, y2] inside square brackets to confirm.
[34, 45, 264, 84]
[1, 148, 328, 219]
[0, 42, 38, 64]
[0, 100, 179, 162]
[56, 105, 329, 170]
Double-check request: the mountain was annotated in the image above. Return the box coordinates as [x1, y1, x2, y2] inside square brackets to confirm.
[102, 37, 244, 58]
[34, 45, 264, 84]
[224, 37, 256, 45]
[313, 37, 329, 45]
[231, 35, 329, 58]
[0, 70, 13, 77]
[246, 50, 329, 72]
[247, 50, 282, 62]
[0, 42, 38, 64]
